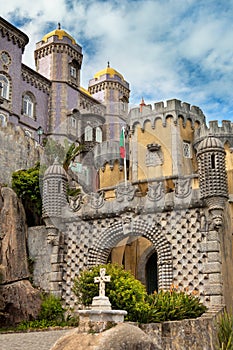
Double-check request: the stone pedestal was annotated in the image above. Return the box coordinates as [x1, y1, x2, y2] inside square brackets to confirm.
[91, 296, 112, 310]
[78, 309, 127, 333]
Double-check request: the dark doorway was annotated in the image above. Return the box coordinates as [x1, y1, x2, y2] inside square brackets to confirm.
[146, 251, 158, 294]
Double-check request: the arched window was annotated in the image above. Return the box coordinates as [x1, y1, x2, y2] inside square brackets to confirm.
[0, 114, 6, 126]
[0, 74, 9, 99]
[96, 127, 102, 143]
[84, 125, 93, 141]
[23, 94, 34, 117]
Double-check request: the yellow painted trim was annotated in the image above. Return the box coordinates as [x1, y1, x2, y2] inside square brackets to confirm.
[79, 86, 92, 97]
[42, 29, 76, 45]
[94, 67, 124, 81]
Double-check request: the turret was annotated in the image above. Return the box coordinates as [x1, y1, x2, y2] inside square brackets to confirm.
[35, 23, 82, 85]
[196, 136, 228, 211]
[34, 24, 83, 136]
[88, 62, 130, 141]
[43, 159, 68, 219]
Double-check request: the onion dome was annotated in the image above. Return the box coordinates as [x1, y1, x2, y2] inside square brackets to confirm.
[42, 23, 76, 45]
[197, 135, 224, 155]
[44, 158, 67, 178]
[94, 62, 125, 82]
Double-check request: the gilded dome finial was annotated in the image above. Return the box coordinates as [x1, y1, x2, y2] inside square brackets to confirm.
[107, 61, 110, 68]
[58, 22, 61, 30]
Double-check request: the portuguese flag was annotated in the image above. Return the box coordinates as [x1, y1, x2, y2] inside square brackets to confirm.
[119, 127, 126, 159]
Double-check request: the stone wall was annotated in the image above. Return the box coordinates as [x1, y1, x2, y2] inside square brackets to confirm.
[140, 308, 222, 350]
[27, 226, 51, 291]
[0, 122, 41, 185]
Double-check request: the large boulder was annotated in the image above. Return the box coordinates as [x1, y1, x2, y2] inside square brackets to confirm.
[0, 280, 41, 326]
[51, 323, 158, 350]
[0, 186, 29, 282]
[0, 186, 41, 326]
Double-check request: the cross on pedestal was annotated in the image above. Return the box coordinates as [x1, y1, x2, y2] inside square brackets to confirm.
[94, 268, 111, 297]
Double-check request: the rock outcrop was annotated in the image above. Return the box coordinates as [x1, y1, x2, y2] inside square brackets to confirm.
[51, 323, 158, 350]
[0, 186, 41, 326]
[0, 280, 41, 326]
[0, 186, 29, 282]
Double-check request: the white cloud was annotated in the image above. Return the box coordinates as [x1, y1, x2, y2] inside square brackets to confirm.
[2, 0, 233, 121]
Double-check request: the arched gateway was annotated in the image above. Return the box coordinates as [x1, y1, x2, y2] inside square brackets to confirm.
[88, 217, 173, 290]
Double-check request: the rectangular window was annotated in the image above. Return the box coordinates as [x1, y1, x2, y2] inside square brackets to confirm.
[71, 117, 76, 128]
[183, 141, 192, 158]
[70, 66, 76, 78]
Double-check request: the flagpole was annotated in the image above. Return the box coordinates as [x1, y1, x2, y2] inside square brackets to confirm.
[123, 127, 127, 187]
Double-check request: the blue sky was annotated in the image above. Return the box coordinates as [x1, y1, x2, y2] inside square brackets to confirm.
[2, 0, 233, 122]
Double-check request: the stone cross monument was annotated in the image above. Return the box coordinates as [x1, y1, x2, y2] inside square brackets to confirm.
[78, 267, 127, 332]
[94, 268, 111, 297]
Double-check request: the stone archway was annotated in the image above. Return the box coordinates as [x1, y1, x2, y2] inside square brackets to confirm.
[88, 217, 173, 290]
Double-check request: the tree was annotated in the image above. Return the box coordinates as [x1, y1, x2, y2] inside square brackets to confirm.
[12, 162, 42, 226]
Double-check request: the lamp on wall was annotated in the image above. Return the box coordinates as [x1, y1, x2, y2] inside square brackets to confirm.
[37, 126, 44, 144]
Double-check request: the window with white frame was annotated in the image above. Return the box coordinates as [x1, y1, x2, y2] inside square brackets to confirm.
[96, 126, 102, 143]
[71, 116, 77, 129]
[84, 125, 93, 141]
[0, 114, 6, 126]
[0, 74, 9, 99]
[183, 141, 192, 158]
[23, 94, 34, 117]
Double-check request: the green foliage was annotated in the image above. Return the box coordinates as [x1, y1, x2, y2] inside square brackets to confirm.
[73, 263, 148, 321]
[73, 264, 207, 324]
[12, 162, 42, 225]
[38, 294, 64, 322]
[17, 294, 78, 331]
[43, 138, 68, 165]
[144, 287, 207, 323]
[63, 143, 83, 172]
[217, 310, 233, 350]
[43, 139, 83, 170]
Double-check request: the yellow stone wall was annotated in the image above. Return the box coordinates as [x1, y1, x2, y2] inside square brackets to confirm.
[135, 118, 173, 182]
[111, 237, 152, 279]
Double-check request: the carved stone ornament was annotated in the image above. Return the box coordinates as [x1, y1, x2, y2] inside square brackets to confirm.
[68, 194, 83, 211]
[208, 210, 223, 231]
[89, 191, 105, 209]
[115, 182, 135, 202]
[145, 144, 163, 167]
[175, 177, 191, 198]
[121, 214, 134, 235]
[147, 182, 165, 201]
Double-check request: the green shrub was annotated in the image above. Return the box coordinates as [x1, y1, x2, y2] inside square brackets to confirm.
[17, 294, 78, 331]
[217, 310, 233, 350]
[73, 265, 207, 324]
[73, 263, 148, 322]
[145, 287, 207, 323]
[38, 294, 64, 322]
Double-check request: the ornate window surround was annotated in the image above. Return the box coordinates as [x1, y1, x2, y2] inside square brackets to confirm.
[0, 73, 10, 100]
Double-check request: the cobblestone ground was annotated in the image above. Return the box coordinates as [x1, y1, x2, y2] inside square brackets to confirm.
[0, 329, 71, 350]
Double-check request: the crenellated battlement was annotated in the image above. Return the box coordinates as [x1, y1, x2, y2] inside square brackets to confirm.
[194, 120, 233, 148]
[129, 99, 206, 132]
